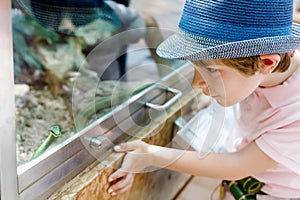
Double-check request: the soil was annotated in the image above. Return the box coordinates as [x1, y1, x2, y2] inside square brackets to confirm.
[15, 85, 75, 165]
[15, 80, 145, 165]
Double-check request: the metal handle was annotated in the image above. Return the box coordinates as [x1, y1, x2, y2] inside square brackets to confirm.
[143, 85, 182, 111]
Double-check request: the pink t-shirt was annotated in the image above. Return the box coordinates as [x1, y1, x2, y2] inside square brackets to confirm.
[234, 67, 300, 198]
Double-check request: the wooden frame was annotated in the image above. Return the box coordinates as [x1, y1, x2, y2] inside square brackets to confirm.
[0, 0, 18, 199]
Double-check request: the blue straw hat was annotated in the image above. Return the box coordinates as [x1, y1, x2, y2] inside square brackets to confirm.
[157, 0, 300, 60]
[14, 0, 121, 35]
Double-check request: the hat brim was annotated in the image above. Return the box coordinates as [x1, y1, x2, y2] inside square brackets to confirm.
[157, 23, 300, 60]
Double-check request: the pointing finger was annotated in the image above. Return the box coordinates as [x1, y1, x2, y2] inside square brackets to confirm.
[114, 141, 143, 152]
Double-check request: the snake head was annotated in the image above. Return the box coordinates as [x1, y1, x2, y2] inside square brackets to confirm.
[48, 125, 62, 137]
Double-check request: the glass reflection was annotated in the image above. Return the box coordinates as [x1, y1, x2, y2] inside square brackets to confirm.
[13, 0, 185, 165]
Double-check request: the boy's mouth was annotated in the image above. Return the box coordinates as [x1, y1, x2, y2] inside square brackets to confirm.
[202, 89, 218, 98]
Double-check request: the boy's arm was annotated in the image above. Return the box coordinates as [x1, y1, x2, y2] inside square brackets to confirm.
[108, 141, 277, 195]
[151, 141, 277, 180]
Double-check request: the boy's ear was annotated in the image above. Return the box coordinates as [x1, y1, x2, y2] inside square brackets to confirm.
[259, 54, 281, 75]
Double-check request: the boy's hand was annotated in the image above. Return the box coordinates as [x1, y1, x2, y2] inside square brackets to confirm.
[108, 141, 153, 196]
[108, 172, 134, 196]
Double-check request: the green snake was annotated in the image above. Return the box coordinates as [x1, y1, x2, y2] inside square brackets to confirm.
[31, 125, 62, 159]
[74, 83, 153, 131]
[32, 83, 153, 159]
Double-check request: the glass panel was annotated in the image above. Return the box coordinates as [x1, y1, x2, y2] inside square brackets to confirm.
[13, 0, 186, 166]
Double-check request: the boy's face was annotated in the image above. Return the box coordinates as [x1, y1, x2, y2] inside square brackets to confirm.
[191, 60, 266, 107]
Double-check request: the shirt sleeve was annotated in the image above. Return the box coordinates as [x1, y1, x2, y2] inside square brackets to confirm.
[255, 120, 300, 175]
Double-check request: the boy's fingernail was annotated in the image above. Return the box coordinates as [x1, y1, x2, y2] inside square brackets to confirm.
[114, 145, 121, 151]
[108, 188, 113, 193]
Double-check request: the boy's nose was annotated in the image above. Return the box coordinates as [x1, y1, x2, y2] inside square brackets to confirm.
[192, 69, 206, 89]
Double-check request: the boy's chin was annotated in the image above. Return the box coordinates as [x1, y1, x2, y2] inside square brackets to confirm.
[215, 99, 236, 107]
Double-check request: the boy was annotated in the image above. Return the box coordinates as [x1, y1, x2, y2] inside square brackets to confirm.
[108, 0, 300, 199]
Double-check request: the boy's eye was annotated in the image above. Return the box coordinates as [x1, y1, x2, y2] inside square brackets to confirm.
[206, 67, 217, 73]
